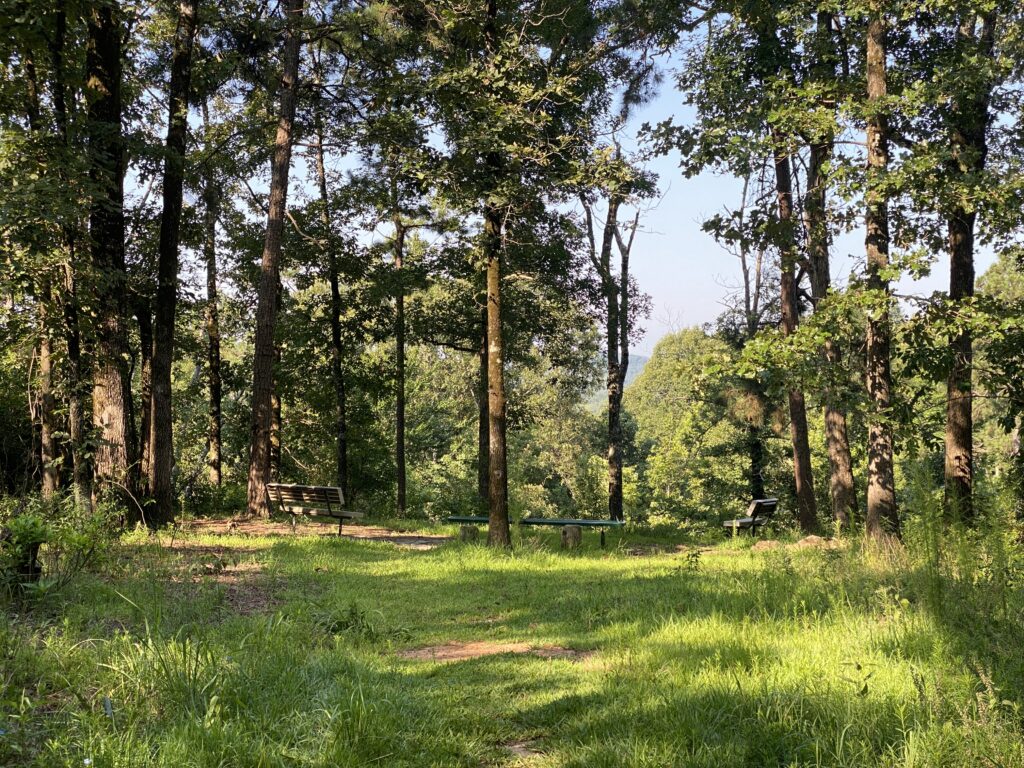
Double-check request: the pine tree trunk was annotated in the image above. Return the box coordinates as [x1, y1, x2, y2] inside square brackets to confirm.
[484, 198, 510, 547]
[63, 259, 89, 505]
[864, 4, 899, 539]
[312, 118, 347, 497]
[772, 140, 818, 533]
[50, 4, 89, 506]
[149, 0, 198, 526]
[201, 123, 222, 487]
[38, 288, 59, 497]
[944, 13, 994, 523]
[394, 222, 407, 516]
[246, 0, 304, 518]
[87, 1, 135, 504]
[477, 309, 489, 508]
[482, 0, 510, 547]
[136, 299, 154, 497]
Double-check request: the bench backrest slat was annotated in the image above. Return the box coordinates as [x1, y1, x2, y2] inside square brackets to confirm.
[267, 483, 344, 512]
[747, 498, 778, 522]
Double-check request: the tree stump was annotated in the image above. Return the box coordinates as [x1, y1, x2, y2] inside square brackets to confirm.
[460, 525, 480, 543]
[561, 525, 582, 550]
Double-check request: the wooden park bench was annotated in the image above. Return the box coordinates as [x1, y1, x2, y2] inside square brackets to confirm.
[722, 498, 778, 537]
[445, 515, 624, 548]
[267, 483, 363, 535]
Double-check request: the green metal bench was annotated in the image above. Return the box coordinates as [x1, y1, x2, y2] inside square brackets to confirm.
[445, 515, 624, 547]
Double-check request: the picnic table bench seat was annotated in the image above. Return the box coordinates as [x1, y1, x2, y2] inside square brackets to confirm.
[723, 498, 778, 536]
[267, 483, 363, 535]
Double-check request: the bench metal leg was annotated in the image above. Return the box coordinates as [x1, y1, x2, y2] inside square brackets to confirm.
[338, 518, 343, 537]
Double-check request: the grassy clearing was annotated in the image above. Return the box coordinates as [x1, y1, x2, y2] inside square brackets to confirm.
[2, 523, 1023, 767]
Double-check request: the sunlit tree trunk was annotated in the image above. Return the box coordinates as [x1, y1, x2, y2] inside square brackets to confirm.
[944, 12, 995, 523]
[477, 310, 489, 508]
[87, 0, 136, 504]
[246, 0, 304, 517]
[771, 137, 818, 533]
[484, 196, 510, 547]
[394, 220, 407, 516]
[149, 0, 199, 526]
[864, 3, 899, 539]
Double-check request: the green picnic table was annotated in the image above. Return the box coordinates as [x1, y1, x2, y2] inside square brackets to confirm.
[445, 515, 624, 547]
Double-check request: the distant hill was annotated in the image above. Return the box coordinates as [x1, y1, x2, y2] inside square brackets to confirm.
[585, 354, 649, 412]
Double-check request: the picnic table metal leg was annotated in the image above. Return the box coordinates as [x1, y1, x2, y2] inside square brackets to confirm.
[600, 529, 606, 548]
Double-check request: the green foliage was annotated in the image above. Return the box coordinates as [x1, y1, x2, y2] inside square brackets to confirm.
[0, 494, 118, 605]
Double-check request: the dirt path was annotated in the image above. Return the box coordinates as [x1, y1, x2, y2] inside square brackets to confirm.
[177, 518, 451, 550]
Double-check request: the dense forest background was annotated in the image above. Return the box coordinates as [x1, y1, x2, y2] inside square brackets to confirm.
[1, 0, 1023, 542]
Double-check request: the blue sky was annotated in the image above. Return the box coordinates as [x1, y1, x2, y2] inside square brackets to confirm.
[618, 82, 998, 357]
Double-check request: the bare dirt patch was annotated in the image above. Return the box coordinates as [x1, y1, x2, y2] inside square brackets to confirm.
[503, 739, 544, 760]
[177, 518, 450, 550]
[398, 641, 594, 662]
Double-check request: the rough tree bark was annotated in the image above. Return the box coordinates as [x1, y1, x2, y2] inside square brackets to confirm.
[49, 2, 90, 505]
[393, 218, 407, 516]
[482, 0, 510, 547]
[136, 298, 154, 494]
[477, 305, 489, 508]
[484, 196, 510, 547]
[771, 137, 818, 533]
[805, 10, 857, 530]
[149, 0, 199, 525]
[23, 48, 59, 497]
[86, 1, 136, 503]
[864, 2, 899, 538]
[246, 0, 304, 517]
[944, 12, 995, 523]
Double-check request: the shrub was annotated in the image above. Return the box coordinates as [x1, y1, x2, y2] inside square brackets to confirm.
[0, 493, 118, 604]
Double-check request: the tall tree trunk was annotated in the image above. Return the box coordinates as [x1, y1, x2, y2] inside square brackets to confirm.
[602, 195, 625, 522]
[477, 307, 489, 508]
[246, 0, 304, 517]
[482, 0, 510, 546]
[50, 2, 89, 505]
[772, 138, 818, 533]
[311, 117, 347, 496]
[806, 143, 857, 530]
[23, 50, 59, 497]
[484, 198, 510, 547]
[136, 298, 154, 497]
[394, 221, 407, 516]
[805, 10, 856, 530]
[86, 1, 135, 503]
[864, 3, 899, 539]
[63, 258, 89, 504]
[149, 0, 199, 526]
[944, 13, 995, 523]
[38, 288, 59, 497]
[201, 119, 222, 487]
[269, 278, 283, 482]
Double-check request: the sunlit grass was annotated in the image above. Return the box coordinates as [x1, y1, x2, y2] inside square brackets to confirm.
[2, 524, 1022, 767]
